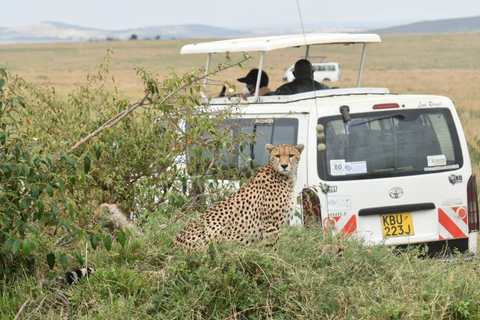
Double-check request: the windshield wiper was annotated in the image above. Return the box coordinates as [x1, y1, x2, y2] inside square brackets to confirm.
[350, 113, 406, 127]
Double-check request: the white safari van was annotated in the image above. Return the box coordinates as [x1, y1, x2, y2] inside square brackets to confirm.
[181, 34, 479, 254]
[283, 62, 340, 82]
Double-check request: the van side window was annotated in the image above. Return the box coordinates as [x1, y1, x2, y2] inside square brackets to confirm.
[318, 108, 463, 180]
[216, 118, 299, 172]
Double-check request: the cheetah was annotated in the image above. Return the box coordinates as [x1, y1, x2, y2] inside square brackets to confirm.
[174, 143, 304, 249]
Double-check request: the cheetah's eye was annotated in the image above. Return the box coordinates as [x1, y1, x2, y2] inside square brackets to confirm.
[275, 155, 280, 158]
[289, 154, 294, 158]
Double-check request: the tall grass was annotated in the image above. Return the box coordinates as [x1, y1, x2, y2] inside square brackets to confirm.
[2, 220, 480, 319]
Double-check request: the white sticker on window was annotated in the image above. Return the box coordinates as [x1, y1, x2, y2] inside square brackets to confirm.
[330, 159, 346, 176]
[345, 161, 367, 174]
[427, 155, 447, 167]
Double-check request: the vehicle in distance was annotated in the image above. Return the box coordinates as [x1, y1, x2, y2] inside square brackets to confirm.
[283, 62, 340, 82]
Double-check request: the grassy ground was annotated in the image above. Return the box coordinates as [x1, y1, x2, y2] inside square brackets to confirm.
[3, 220, 480, 319]
[1, 33, 480, 319]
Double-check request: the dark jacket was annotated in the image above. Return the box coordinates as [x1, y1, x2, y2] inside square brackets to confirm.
[275, 78, 329, 95]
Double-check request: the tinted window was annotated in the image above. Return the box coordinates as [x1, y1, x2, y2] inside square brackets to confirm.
[317, 108, 463, 180]
[314, 64, 336, 72]
[222, 118, 299, 171]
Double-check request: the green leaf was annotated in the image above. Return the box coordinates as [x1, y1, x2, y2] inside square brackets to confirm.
[37, 201, 45, 219]
[18, 97, 26, 108]
[83, 155, 91, 174]
[103, 235, 112, 251]
[23, 163, 31, 175]
[59, 179, 65, 192]
[22, 240, 31, 255]
[47, 253, 55, 269]
[20, 198, 30, 210]
[68, 203, 74, 218]
[64, 155, 77, 167]
[74, 252, 84, 265]
[31, 185, 40, 199]
[59, 253, 68, 270]
[22, 152, 31, 162]
[0, 68, 7, 78]
[94, 143, 102, 160]
[12, 241, 20, 254]
[90, 234, 99, 250]
[117, 231, 126, 248]
[46, 184, 54, 197]
[3, 239, 12, 253]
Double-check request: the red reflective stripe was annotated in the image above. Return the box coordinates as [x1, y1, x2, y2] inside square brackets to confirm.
[342, 216, 357, 234]
[439, 209, 467, 239]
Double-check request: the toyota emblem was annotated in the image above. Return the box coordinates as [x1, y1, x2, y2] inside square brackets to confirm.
[389, 187, 404, 199]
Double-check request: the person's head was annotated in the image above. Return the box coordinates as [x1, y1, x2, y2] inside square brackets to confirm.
[293, 59, 314, 80]
[237, 69, 269, 94]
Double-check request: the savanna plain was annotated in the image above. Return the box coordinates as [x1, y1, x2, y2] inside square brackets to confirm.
[1, 33, 480, 319]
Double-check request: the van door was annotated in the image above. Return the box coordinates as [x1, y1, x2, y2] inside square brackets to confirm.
[307, 106, 477, 252]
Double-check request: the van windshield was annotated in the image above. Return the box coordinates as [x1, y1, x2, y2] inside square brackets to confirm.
[317, 108, 463, 180]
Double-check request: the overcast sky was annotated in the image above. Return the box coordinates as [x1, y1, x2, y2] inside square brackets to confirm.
[2, 0, 480, 30]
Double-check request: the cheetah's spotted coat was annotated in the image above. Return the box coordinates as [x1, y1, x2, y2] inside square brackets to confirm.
[175, 143, 304, 249]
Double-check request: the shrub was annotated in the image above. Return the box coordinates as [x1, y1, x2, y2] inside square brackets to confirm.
[0, 51, 250, 280]
[0, 68, 84, 277]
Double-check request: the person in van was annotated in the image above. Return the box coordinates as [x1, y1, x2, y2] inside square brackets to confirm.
[237, 69, 271, 98]
[274, 59, 329, 95]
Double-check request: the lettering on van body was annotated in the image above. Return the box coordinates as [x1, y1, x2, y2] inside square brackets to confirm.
[320, 183, 338, 194]
[442, 197, 464, 207]
[328, 211, 347, 217]
[417, 101, 443, 108]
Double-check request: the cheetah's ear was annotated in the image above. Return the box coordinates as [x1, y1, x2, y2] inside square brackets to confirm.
[265, 144, 275, 155]
[295, 144, 305, 154]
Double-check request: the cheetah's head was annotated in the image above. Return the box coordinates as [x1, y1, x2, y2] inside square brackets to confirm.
[265, 143, 304, 175]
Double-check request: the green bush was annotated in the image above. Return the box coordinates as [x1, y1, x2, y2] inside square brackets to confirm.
[0, 68, 85, 278]
[0, 52, 251, 280]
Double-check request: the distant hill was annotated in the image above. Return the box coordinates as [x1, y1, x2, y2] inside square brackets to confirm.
[368, 15, 480, 34]
[1, 15, 480, 43]
[109, 24, 250, 40]
[0, 21, 251, 43]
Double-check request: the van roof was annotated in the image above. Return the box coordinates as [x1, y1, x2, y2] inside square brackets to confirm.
[210, 91, 453, 115]
[180, 33, 381, 100]
[180, 33, 381, 54]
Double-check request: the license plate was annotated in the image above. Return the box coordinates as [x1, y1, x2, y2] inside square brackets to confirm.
[381, 213, 414, 238]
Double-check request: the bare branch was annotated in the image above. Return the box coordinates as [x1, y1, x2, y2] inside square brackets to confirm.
[67, 56, 249, 153]
[67, 92, 150, 153]
[14, 298, 30, 320]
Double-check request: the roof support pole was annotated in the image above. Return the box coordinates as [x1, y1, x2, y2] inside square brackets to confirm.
[254, 51, 266, 102]
[356, 43, 367, 88]
[305, 45, 310, 60]
[203, 53, 212, 92]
